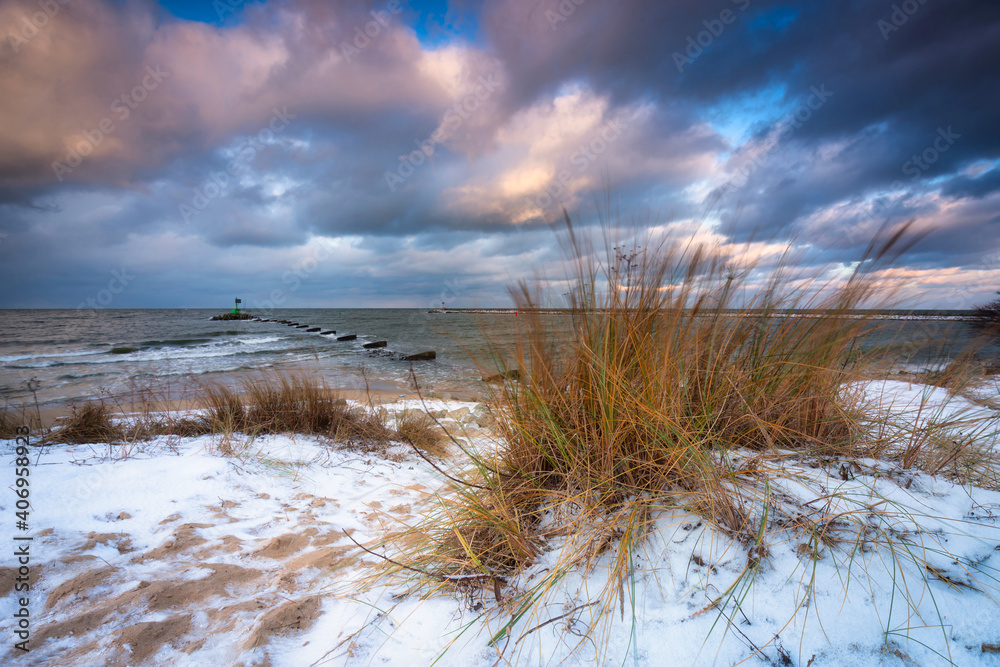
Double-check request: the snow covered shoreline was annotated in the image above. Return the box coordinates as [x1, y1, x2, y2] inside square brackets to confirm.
[2, 388, 1000, 666]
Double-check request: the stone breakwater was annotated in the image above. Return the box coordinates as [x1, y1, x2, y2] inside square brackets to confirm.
[239, 318, 438, 365]
[210, 312, 256, 321]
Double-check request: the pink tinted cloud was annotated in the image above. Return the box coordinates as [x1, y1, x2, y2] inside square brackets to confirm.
[0, 0, 481, 187]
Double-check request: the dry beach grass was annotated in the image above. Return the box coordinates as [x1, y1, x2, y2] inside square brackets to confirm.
[5, 222, 1000, 664]
[36, 371, 443, 457]
[362, 219, 1000, 664]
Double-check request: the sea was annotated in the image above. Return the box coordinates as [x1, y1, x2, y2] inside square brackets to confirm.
[0, 309, 996, 409]
[0, 309, 522, 408]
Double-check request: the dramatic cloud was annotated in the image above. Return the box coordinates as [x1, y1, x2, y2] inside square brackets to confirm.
[0, 0, 997, 308]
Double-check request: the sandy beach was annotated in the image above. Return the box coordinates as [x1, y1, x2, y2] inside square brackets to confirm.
[3, 378, 1000, 665]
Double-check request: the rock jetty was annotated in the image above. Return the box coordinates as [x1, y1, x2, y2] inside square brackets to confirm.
[210, 312, 256, 321]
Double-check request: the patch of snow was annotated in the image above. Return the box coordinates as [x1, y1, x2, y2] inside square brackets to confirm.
[1, 384, 999, 665]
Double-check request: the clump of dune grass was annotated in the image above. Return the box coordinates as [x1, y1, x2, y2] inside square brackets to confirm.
[50, 401, 124, 444]
[393, 409, 447, 458]
[99, 384, 201, 444]
[1, 392, 43, 438]
[198, 374, 369, 436]
[38, 381, 200, 447]
[863, 373, 1000, 491]
[362, 217, 1000, 663]
[0, 406, 30, 439]
[34, 372, 444, 455]
[130, 413, 206, 440]
[195, 372, 433, 454]
[440, 219, 913, 567]
[0, 410, 12, 439]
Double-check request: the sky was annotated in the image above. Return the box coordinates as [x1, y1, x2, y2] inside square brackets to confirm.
[0, 0, 998, 310]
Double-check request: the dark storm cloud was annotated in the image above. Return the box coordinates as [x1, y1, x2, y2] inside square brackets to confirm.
[476, 0, 998, 143]
[0, 0, 997, 308]
[475, 0, 999, 239]
[941, 169, 1000, 201]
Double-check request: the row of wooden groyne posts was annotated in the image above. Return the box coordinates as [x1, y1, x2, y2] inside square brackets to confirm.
[242, 315, 437, 361]
[209, 312, 521, 381]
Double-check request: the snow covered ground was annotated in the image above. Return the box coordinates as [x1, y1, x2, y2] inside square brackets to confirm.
[2, 389, 1000, 666]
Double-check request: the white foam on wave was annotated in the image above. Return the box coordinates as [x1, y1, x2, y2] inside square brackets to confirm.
[0, 349, 101, 363]
[2, 335, 302, 371]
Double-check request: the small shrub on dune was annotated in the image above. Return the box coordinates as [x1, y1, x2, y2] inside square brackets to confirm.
[972, 291, 1000, 330]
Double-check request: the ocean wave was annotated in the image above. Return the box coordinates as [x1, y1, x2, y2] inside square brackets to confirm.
[2, 335, 307, 370]
[138, 338, 214, 347]
[56, 372, 112, 380]
[0, 349, 101, 363]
